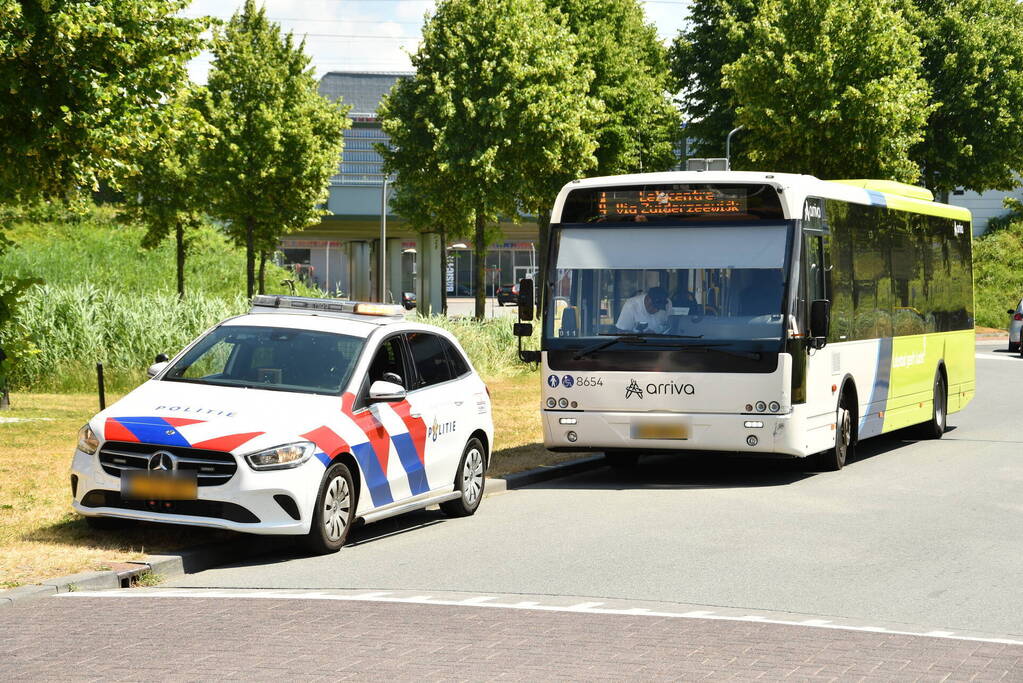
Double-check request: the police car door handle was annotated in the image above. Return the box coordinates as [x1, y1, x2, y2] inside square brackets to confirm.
[454, 401, 464, 406]
[411, 412, 422, 418]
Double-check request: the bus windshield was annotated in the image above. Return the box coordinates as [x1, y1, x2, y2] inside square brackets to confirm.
[545, 224, 791, 343]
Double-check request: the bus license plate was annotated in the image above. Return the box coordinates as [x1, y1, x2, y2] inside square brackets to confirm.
[122, 471, 197, 500]
[632, 423, 687, 440]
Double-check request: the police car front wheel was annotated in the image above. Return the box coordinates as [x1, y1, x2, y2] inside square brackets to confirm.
[305, 462, 356, 554]
[440, 438, 486, 518]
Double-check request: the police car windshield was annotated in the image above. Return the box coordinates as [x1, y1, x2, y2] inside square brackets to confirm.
[163, 325, 364, 395]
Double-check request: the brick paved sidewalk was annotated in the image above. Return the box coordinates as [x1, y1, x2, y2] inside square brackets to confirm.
[1, 596, 1021, 681]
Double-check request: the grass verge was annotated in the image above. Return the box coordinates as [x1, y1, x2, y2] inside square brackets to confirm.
[0, 373, 580, 587]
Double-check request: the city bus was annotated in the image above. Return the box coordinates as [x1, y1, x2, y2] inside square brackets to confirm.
[514, 170, 975, 470]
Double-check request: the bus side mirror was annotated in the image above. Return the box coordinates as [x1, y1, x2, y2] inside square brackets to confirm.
[810, 299, 831, 349]
[513, 322, 532, 337]
[518, 278, 534, 321]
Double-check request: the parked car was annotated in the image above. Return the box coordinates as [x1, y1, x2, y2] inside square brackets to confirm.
[496, 283, 519, 306]
[1009, 300, 1023, 352]
[71, 295, 494, 554]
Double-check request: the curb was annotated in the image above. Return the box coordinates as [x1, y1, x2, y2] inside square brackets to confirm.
[497, 454, 606, 490]
[0, 456, 607, 608]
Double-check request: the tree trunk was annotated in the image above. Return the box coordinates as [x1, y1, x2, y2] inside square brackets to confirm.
[175, 221, 185, 300]
[257, 250, 267, 295]
[440, 226, 448, 315]
[537, 210, 551, 321]
[245, 218, 255, 299]
[474, 212, 486, 320]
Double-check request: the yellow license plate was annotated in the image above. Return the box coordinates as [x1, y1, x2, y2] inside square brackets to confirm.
[122, 472, 197, 500]
[632, 423, 687, 440]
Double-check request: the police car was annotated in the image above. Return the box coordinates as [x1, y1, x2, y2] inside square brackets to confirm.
[70, 296, 494, 554]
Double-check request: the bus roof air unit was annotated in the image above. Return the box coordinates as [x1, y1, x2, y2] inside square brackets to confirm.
[828, 179, 934, 202]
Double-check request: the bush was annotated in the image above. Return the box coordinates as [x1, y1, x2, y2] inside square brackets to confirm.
[973, 219, 1023, 328]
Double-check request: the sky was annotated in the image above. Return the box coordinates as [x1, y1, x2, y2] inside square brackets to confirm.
[183, 0, 691, 83]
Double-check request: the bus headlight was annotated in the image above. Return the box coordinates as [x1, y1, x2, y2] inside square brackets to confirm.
[769, 401, 781, 412]
[755, 401, 767, 412]
[245, 442, 315, 470]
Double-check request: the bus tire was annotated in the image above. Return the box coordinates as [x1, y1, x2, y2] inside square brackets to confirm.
[604, 451, 640, 471]
[818, 394, 854, 471]
[1009, 340, 1019, 353]
[914, 370, 947, 440]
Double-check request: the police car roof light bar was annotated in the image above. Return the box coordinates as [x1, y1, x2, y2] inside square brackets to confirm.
[251, 295, 404, 318]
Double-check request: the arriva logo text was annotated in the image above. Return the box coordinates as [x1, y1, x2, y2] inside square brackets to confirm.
[625, 379, 695, 398]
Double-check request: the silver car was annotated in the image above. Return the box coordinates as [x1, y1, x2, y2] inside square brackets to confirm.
[1010, 300, 1023, 352]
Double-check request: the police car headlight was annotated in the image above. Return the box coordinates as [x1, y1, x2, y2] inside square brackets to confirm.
[245, 442, 316, 470]
[77, 424, 99, 455]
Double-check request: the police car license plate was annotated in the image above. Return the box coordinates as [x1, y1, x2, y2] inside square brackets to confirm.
[122, 471, 197, 500]
[632, 423, 687, 440]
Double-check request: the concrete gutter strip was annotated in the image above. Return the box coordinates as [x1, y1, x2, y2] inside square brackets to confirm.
[0, 455, 607, 608]
[499, 455, 606, 489]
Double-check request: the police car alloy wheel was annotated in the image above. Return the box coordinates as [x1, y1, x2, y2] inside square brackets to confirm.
[306, 462, 356, 554]
[440, 438, 486, 518]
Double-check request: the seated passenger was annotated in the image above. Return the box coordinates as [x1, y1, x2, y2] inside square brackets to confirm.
[616, 286, 672, 334]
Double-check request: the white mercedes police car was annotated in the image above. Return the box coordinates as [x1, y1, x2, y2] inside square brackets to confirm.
[70, 296, 494, 554]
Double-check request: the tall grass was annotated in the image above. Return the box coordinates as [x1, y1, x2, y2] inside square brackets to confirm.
[6, 293, 535, 393]
[10, 284, 248, 392]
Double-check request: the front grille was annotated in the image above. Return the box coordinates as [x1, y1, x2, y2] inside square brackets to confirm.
[81, 490, 260, 524]
[99, 441, 238, 487]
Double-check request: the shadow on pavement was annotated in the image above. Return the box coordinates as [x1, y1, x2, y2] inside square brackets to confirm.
[522, 426, 954, 492]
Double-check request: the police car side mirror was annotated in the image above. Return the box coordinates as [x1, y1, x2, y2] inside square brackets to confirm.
[368, 380, 406, 403]
[147, 361, 169, 378]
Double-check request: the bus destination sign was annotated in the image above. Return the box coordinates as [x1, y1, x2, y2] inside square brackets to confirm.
[597, 189, 747, 218]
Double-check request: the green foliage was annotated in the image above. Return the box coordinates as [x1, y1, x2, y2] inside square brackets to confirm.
[117, 87, 214, 298]
[973, 220, 1023, 328]
[380, 0, 601, 317]
[910, 0, 1023, 194]
[722, 0, 932, 181]
[0, 0, 207, 204]
[669, 0, 758, 158]
[0, 205, 315, 300]
[200, 0, 350, 297]
[7, 284, 247, 392]
[546, 0, 680, 175]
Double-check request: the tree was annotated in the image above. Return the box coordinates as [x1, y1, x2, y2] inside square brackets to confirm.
[669, 0, 758, 158]
[0, 0, 204, 407]
[379, 0, 600, 319]
[201, 0, 349, 298]
[117, 89, 212, 299]
[0, 0, 206, 204]
[721, 0, 933, 181]
[909, 0, 1023, 196]
[538, 0, 679, 299]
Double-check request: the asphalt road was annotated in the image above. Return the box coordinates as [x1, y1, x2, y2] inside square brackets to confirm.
[163, 340, 1023, 640]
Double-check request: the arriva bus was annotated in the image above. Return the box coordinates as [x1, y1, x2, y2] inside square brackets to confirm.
[512, 170, 975, 470]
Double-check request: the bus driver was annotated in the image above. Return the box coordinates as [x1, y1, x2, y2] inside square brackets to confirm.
[616, 286, 672, 334]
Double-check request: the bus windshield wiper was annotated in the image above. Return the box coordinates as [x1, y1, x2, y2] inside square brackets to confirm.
[573, 333, 702, 360]
[668, 342, 763, 361]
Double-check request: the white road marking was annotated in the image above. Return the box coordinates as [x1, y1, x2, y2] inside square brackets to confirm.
[58, 588, 1023, 646]
[975, 353, 1020, 362]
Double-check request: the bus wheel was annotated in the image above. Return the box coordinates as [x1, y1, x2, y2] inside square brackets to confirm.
[914, 371, 947, 440]
[604, 451, 640, 472]
[818, 396, 853, 471]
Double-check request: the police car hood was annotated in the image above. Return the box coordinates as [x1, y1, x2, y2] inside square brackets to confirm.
[94, 378, 332, 454]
